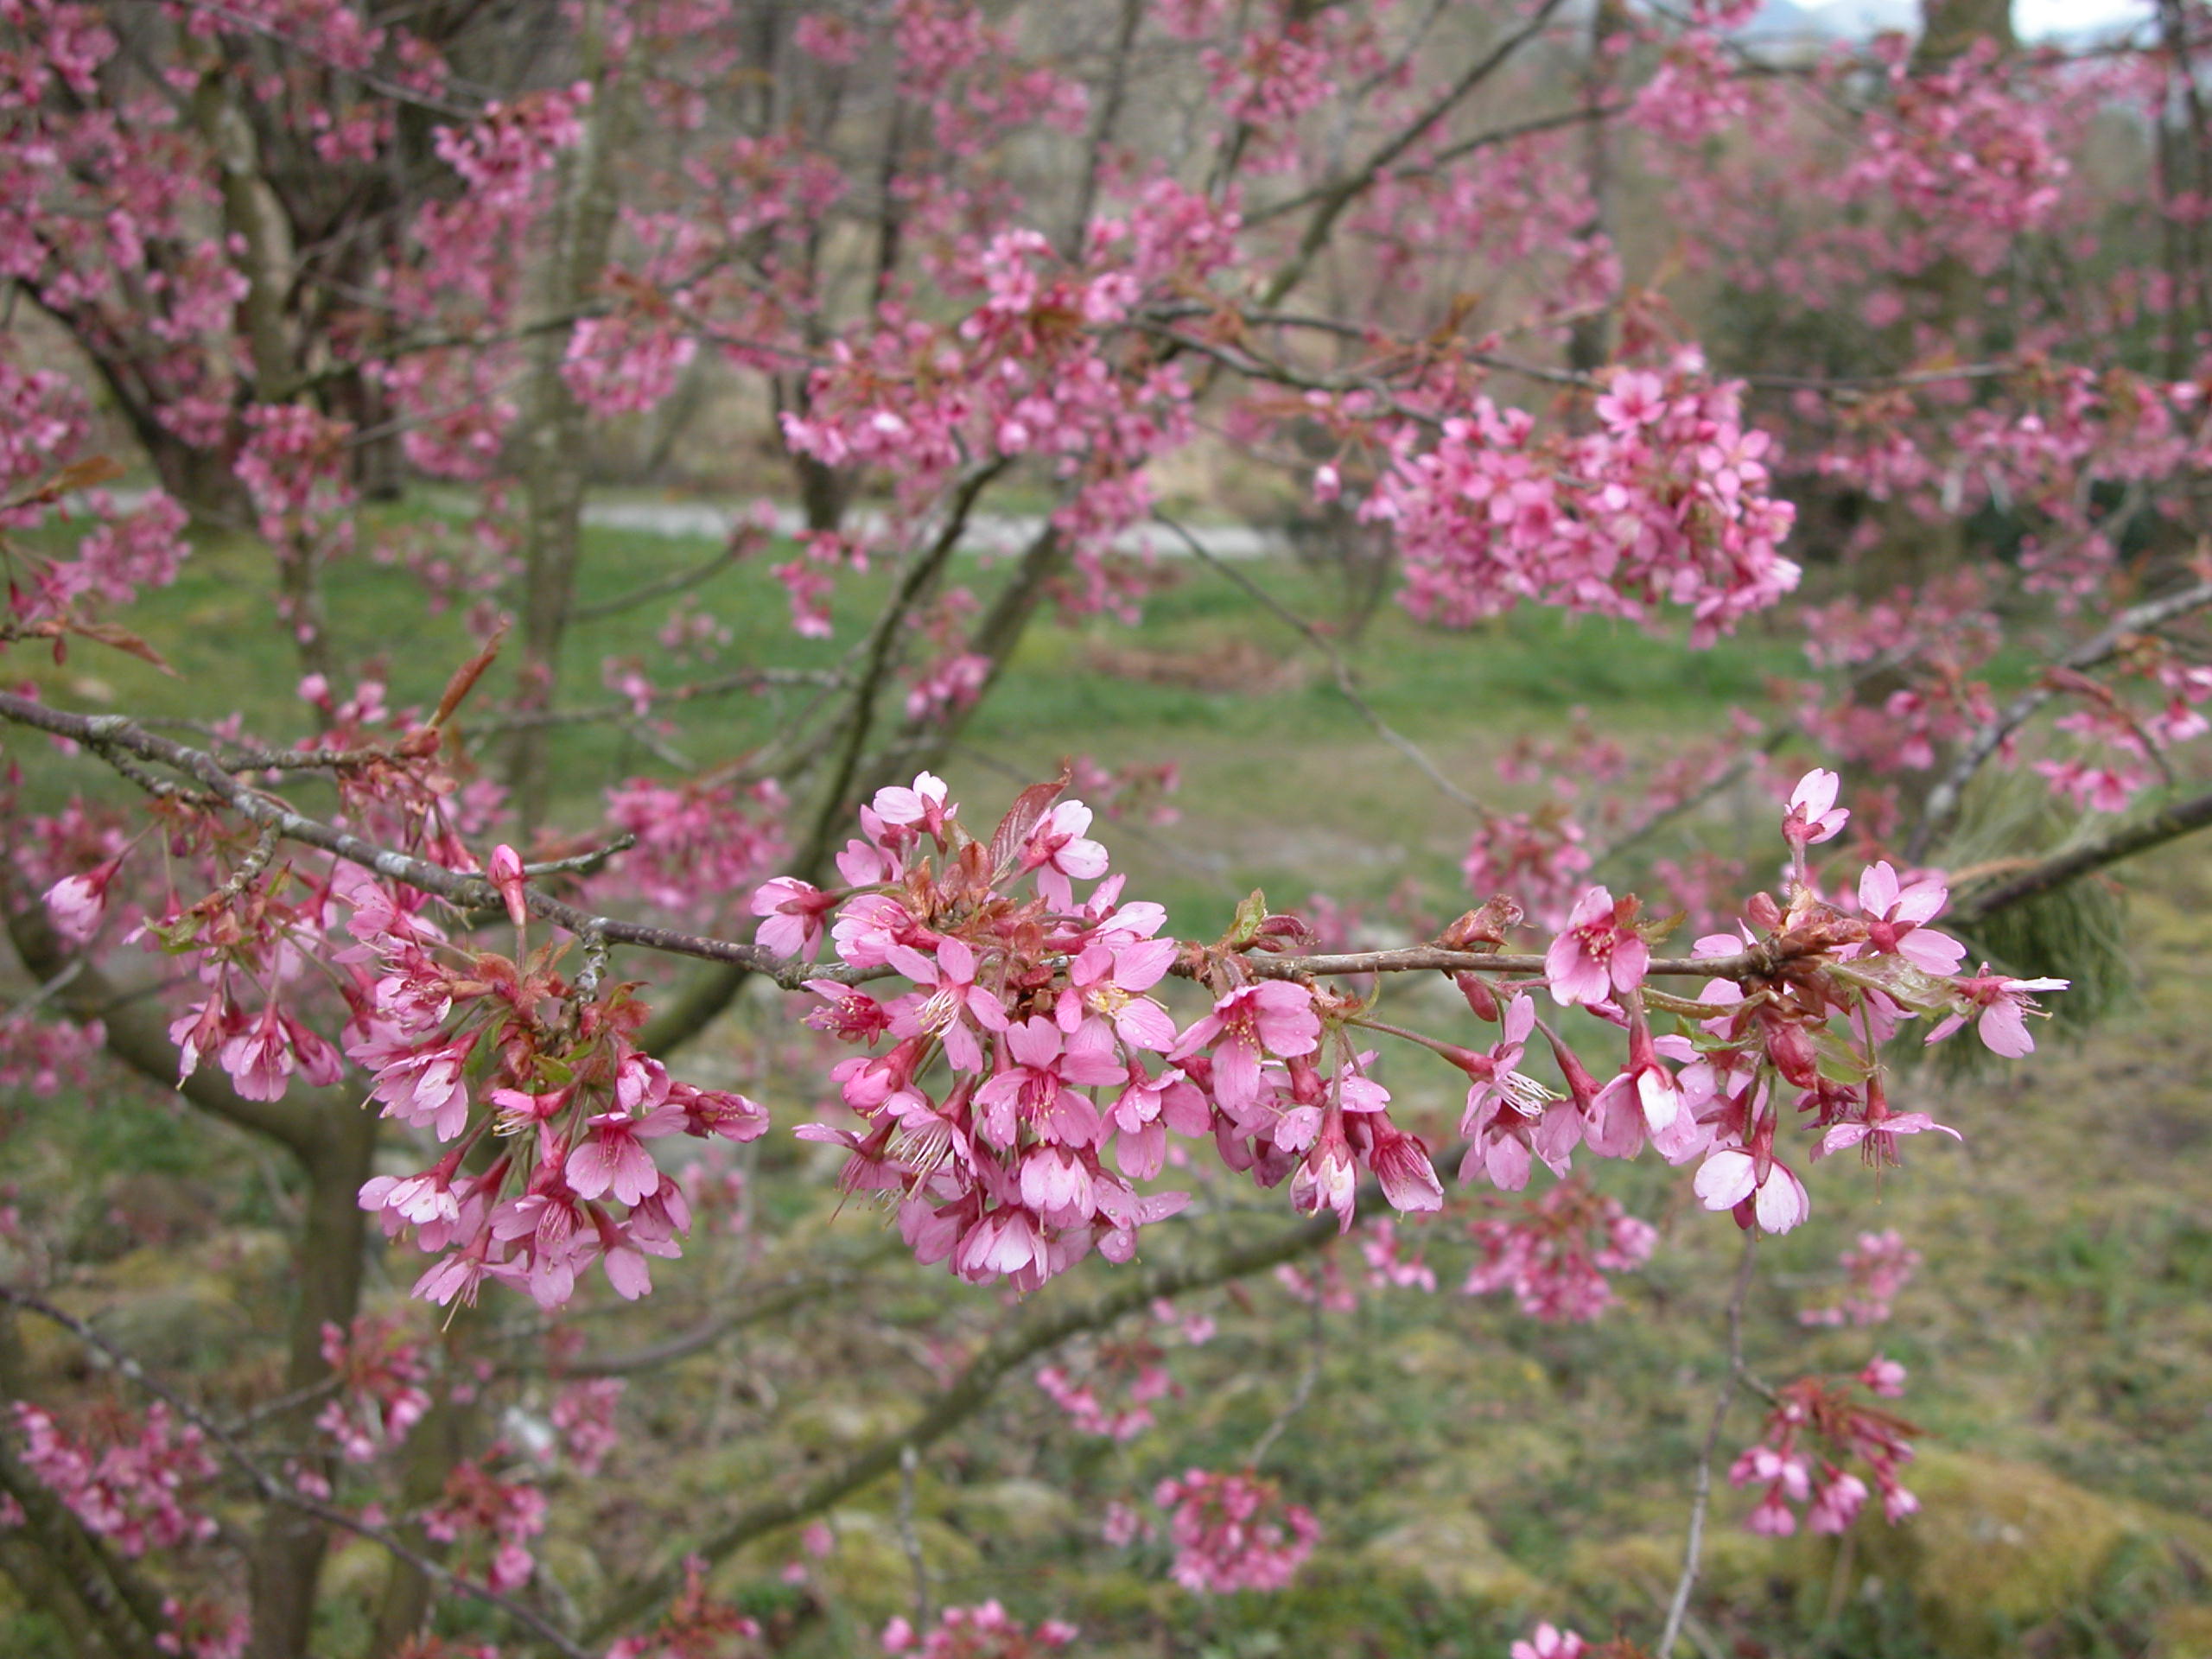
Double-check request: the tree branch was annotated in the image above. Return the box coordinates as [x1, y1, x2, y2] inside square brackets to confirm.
[1909, 576, 2212, 862]
[1259, 0, 1571, 308]
[1948, 782, 2212, 923]
[1658, 1230, 1758, 1657]
[581, 1199, 1363, 1642]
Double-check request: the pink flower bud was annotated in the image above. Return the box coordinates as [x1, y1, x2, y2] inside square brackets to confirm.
[487, 843, 528, 929]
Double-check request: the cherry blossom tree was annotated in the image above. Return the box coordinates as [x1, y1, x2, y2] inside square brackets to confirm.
[2, 0, 2209, 1655]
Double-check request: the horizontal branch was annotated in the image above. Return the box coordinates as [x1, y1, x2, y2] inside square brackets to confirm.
[0, 691, 800, 983]
[568, 543, 750, 625]
[1247, 943, 1768, 982]
[513, 1259, 896, 1378]
[0, 689, 1789, 997]
[1949, 783, 2212, 923]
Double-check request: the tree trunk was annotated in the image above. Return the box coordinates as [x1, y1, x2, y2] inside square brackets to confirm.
[242, 1110, 378, 1659]
[507, 16, 634, 840]
[1914, 0, 2014, 68]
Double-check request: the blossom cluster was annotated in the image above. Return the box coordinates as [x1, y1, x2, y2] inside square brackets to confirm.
[1152, 1468, 1319, 1595]
[1462, 1177, 1659, 1324]
[1427, 768, 2062, 1250]
[608, 1554, 766, 1659]
[343, 859, 772, 1312]
[765, 772, 1447, 1291]
[1371, 360, 1801, 645]
[315, 1314, 433, 1463]
[422, 1454, 549, 1593]
[1731, 1359, 1919, 1536]
[881, 1603, 1077, 1658]
[10, 1400, 219, 1559]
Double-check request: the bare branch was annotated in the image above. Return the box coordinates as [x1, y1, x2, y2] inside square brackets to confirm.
[799, 458, 1013, 874]
[580, 1197, 1363, 1642]
[1260, 0, 1573, 307]
[1948, 783, 2212, 923]
[1248, 1293, 1324, 1471]
[897, 1444, 929, 1630]
[1155, 512, 1485, 815]
[569, 541, 751, 625]
[1659, 1230, 1758, 1657]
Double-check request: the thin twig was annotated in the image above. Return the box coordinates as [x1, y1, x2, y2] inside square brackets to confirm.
[898, 1443, 929, 1629]
[1154, 512, 1485, 816]
[1659, 1231, 1759, 1658]
[1248, 1293, 1324, 1470]
[569, 542, 750, 624]
[798, 459, 1011, 875]
[1259, 0, 1573, 307]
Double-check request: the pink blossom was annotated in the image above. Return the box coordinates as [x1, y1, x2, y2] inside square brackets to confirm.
[1808, 1469, 1872, 1534]
[1169, 981, 1319, 1112]
[974, 1016, 1119, 1147]
[1288, 1116, 1357, 1231]
[219, 1004, 296, 1103]
[1363, 1117, 1443, 1215]
[1056, 938, 1179, 1052]
[752, 875, 836, 969]
[1510, 1624, 1587, 1659]
[1782, 768, 1850, 849]
[1855, 861, 1964, 975]
[42, 855, 122, 943]
[1544, 886, 1648, 1006]
[1454, 995, 1575, 1189]
[1818, 1109, 1961, 1163]
[1859, 1354, 1908, 1396]
[887, 936, 1010, 1073]
[1021, 799, 1109, 910]
[1693, 1147, 1811, 1234]
[871, 772, 952, 833]
[1924, 966, 2068, 1057]
[564, 1108, 681, 1207]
